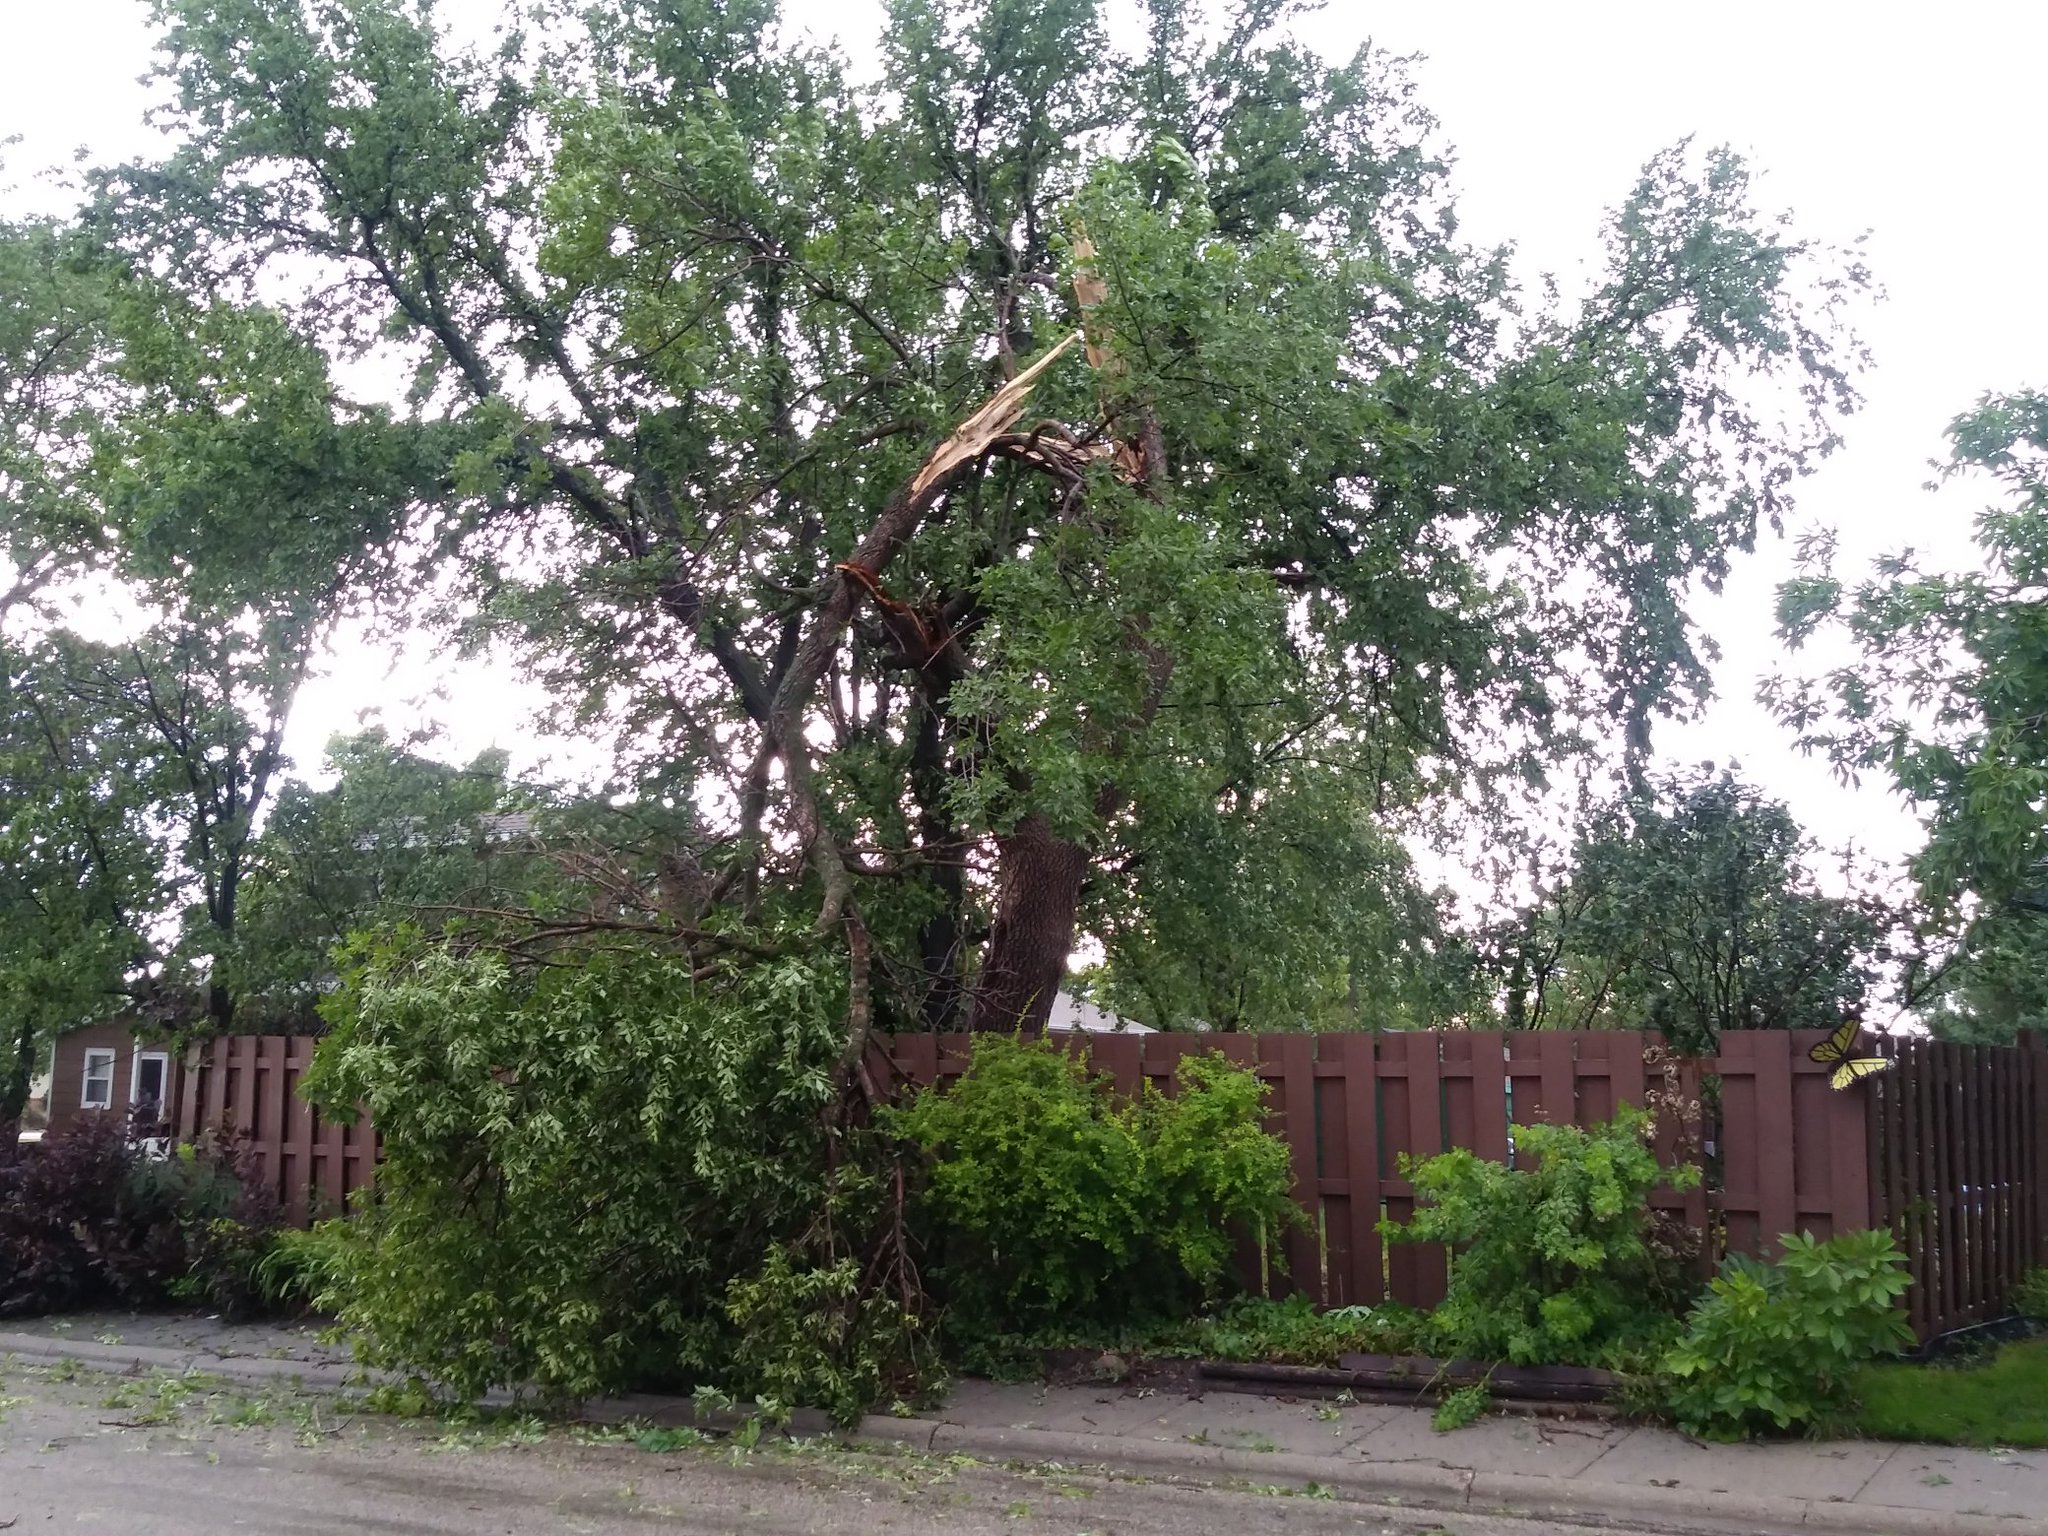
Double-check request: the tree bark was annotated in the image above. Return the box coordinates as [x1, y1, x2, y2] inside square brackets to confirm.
[968, 814, 1090, 1032]
[1, 1014, 37, 1142]
[910, 695, 968, 1030]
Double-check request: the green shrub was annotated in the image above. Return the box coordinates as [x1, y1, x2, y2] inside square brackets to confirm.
[1381, 1107, 1700, 1369]
[1662, 1228, 1914, 1438]
[252, 1220, 353, 1312]
[156, 1138, 293, 1319]
[2016, 1267, 2048, 1322]
[302, 933, 897, 1407]
[889, 1036, 1297, 1339]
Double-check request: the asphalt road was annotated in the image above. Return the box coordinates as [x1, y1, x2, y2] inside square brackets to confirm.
[0, 1361, 1706, 1536]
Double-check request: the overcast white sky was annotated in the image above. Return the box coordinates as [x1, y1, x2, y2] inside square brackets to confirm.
[3, 0, 2043, 878]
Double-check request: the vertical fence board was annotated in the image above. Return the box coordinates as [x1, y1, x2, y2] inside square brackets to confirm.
[1322, 1032, 1381, 1308]
[1607, 1036, 1647, 1115]
[1918, 1040, 1945, 1335]
[2025, 1036, 2040, 1270]
[1966, 1048, 1989, 1323]
[1401, 1033, 1447, 1308]
[1754, 1033, 1799, 1255]
[1312, 1038, 1352, 1307]
[202, 1039, 228, 1133]
[1928, 1039, 1952, 1334]
[1573, 1033, 1615, 1128]
[1262, 1034, 1321, 1302]
[1995, 1045, 2014, 1304]
[1717, 1033, 1761, 1258]
[1467, 1034, 1511, 1166]
[2032, 1036, 2048, 1270]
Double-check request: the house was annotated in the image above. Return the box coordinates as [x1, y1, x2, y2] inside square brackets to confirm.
[44, 1022, 186, 1137]
[1048, 991, 1154, 1034]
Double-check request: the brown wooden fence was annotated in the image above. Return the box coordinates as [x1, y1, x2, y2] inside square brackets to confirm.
[173, 1035, 378, 1227]
[869, 1028, 2046, 1336]
[160, 1025, 2046, 1344]
[1867, 1034, 2048, 1341]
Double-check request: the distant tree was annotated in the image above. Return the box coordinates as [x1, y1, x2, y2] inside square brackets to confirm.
[1770, 390, 2048, 1041]
[0, 210, 451, 1034]
[232, 731, 532, 1018]
[1485, 770, 1893, 1054]
[0, 636, 163, 1130]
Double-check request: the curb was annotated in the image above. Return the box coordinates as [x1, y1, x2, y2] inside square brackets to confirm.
[7, 1334, 2042, 1536]
[0, 1331, 364, 1390]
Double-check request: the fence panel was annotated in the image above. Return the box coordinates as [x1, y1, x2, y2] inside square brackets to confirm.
[1869, 1034, 2047, 1341]
[1259, 1033, 1321, 1302]
[176, 1035, 378, 1227]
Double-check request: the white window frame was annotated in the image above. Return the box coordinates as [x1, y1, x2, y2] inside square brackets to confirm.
[130, 1050, 171, 1115]
[81, 1048, 117, 1110]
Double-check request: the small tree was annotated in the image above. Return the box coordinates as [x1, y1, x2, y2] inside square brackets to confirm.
[1487, 770, 1893, 1052]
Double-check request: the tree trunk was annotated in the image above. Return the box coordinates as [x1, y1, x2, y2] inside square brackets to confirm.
[1, 1014, 36, 1143]
[911, 698, 968, 1030]
[969, 814, 1089, 1032]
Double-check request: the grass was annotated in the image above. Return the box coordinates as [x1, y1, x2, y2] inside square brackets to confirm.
[1853, 1336, 2048, 1447]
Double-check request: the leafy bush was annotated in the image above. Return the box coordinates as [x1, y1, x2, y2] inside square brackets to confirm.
[889, 1036, 1297, 1340]
[2016, 1267, 2048, 1322]
[0, 1117, 283, 1317]
[1381, 1107, 1700, 1368]
[724, 1232, 937, 1428]
[0, 1116, 173, 1314]
[302, 934, 912, 1408]
[162, 1138, 293, 1319]
[1662, 1228, 1914, 1438]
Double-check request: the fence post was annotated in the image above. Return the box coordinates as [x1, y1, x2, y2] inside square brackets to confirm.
[2023, 1036, 2039, 1277]
[174, 1041, 203, 1142]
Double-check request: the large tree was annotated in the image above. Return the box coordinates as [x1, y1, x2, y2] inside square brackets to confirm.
[1770, 391, 2048, 1040]
[68, 0, 1867, 1048]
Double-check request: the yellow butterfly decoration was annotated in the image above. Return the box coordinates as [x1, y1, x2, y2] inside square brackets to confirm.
[1808, 1019, 1894, 1091]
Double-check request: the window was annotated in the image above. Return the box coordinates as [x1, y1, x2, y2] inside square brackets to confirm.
[131, 1052, 171, 1123]
[81, 1049, 116, 1110]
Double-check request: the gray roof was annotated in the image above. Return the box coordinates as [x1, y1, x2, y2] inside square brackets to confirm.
[1047, 992, 1153, 1034]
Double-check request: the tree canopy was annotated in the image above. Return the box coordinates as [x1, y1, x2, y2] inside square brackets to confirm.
[0, 0, 1880, 1071]
[1771, 392, 2048, 1041]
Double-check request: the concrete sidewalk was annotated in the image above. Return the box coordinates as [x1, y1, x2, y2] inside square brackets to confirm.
[880, 1377, 2048, 1535]
[4, 1315, 2043, 1536]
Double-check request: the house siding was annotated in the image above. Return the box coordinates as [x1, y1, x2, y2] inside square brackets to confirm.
[46, 1023, 186, 1135]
